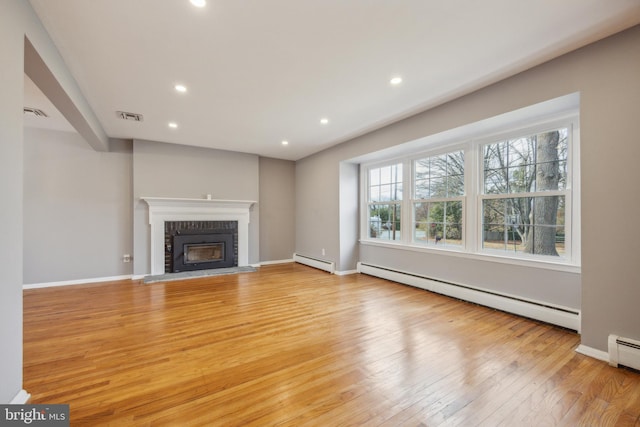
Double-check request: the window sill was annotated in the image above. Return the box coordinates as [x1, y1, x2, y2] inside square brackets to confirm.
[359, 239, 581, 274]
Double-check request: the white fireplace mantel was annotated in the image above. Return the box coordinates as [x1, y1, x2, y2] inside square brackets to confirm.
[141, 197, 256, 275]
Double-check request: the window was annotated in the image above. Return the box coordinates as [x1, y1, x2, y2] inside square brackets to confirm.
[413, 150, 464, 247]
[482, 128, 568, 257]
[360, 108, 579, 268]
[367, 163, 403, 241]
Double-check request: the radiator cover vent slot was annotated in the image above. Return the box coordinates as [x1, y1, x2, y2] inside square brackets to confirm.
[608, 335, 640, 371]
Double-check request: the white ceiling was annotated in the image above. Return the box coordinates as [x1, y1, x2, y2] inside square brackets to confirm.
[28, 0, 640, 161]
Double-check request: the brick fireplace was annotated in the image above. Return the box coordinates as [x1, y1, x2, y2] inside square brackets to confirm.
[142, 197, 255, 275]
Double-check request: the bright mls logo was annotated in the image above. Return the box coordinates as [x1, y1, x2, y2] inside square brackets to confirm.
[1, 405, 69, 426]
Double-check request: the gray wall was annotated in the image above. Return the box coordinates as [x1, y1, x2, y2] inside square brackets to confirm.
[296, 25, 640, 351]
[579, 28, 640, 351]
[0, 0, 26, 404]
[23, 128, 133, 283]
[132, 140, 260, 275]
[22, 134, 295, 280]
[23, 132, 296, 282]
[259, 157, 295, 262]
[339, 162, 359, 271]
[295, 150, 341, 264]
[0, 0, 101, 403]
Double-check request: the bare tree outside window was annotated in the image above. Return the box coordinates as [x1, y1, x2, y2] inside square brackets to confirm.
[362, 113, 576, 264]
[413, 150, 464, 246]
[482, 129, 568, 256]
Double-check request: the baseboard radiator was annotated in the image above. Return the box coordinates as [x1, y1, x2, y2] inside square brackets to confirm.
[293, 253, 335, 274]
[608, 335, 640, 370]
[357, 262, 580, 332]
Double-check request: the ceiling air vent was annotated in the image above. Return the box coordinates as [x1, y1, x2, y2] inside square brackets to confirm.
[23, 107, 48, 118]
[117, 111, 144, 122]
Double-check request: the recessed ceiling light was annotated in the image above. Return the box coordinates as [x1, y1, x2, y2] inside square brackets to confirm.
[390, 76, 403, 85]
[320, 118, 329, 125]
[175, 84, 187, 93]
[281, 140, 289, 146]
[168, 122, 178, 129]
[190, 0, 206, 7]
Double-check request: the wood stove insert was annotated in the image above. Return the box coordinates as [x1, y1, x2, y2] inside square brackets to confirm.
[165, 221, 238, 273]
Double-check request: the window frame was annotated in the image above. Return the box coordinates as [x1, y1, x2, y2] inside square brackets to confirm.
[359, 114, 580, 272]
[475, 120, 576, 263]
[410, 147, 467, 249]
[364, 160, 405, 242]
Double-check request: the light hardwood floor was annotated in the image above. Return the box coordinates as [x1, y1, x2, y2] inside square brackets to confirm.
[23, 263, 640, 426]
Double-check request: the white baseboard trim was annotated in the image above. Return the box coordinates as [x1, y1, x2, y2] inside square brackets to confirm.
[259, 258, 294, 266]
[575, 344, 609, 363]
[357, 262, 581, 332]
[335, 269, 358, 276]
[23, 274, 133, 290]
[10, 389, 31, 404]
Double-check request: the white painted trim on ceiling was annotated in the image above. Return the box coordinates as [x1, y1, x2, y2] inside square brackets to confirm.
[23, 275, 133, 289]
